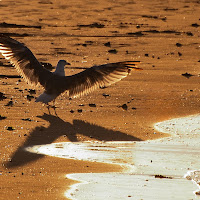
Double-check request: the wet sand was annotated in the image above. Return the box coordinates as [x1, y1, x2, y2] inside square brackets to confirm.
[0, 0, 199, 199]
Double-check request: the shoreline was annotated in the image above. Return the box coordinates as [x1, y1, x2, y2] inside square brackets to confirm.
[25, 114, 200, 199]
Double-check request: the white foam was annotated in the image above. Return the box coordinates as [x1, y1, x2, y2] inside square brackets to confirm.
[154, 114, 200, 135]
[26, 141, 136, 172]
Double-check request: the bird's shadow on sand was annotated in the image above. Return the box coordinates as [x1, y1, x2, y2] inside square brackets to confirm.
[5, 113, 141, 168]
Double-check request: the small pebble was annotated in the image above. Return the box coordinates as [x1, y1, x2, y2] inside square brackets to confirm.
[108, 49, 118, 54]
[7, 126, 14, 131]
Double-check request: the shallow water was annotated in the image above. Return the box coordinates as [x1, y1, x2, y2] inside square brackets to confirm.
[26, 114, 200, 199]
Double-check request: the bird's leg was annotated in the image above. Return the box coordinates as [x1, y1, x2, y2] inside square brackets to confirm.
[52, 99, 56, 109]
[47, 103, 51, 115]
[52, 100, 58, 116]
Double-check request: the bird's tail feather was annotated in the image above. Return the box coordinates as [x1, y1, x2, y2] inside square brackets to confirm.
[35, 92, 57, 104]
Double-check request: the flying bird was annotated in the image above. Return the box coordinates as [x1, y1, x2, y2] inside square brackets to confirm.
[0, 35, 142, 112]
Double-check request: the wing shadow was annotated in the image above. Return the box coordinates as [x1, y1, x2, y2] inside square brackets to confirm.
[5, 113, 141, 168]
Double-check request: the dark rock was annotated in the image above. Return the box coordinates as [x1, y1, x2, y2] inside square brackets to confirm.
[108, 49, 118, 54]
[102, 93, 110, 98]
[0, 92, 7, 101]
[5, 101, 13, 107]
[176, 43, 182, 47]
[26, 95, 34, 101]
[178, 52, 182, 56]
[119, 104, 128, 111]
[186, 32, 193, 36]
[28, 89, 36, 94]
[82, 44, 87, 47]
[127, 31, 144, 36]
[0, 115, 6, 120]
[104, 42, 111, 47]
[78, 23, 105, 28]
[182, 72, 194, 79]
[89, 103, 96, 107]
[7, 126, 14, 131]
[191, 23, 200, 28]
[155, 174, 173, 179]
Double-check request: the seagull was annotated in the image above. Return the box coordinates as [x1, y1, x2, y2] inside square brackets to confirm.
[0, 35, 142, 113]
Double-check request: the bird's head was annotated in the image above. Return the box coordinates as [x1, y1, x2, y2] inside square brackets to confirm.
[54, 60, 71, 76]
[58, 60, 71, 66]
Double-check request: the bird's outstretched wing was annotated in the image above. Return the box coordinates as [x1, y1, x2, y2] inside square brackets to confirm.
[64, 61, 142, 98]
[0, 35, 52, 88]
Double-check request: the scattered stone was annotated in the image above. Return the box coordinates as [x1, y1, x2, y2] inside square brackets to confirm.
[176, 43, 182, 47]
[142, 15, 158, 19]
[161, 17, 167, 21]
[104, 42, 111, 47]
[89, 103, 96, 107]
[132, 107, 137, 110]
[178, 52, 182, 56]
[186, 32, 193, 36]
[118, 104, 128, 111]
[78, 23, 105, 28]
[182, 72, 194, 79]
[26, 95, 34, 101]
[155, 174, 173, 179]
[108, 49, 118, 54]
[102, 93, 110, 98]
[28, 89, 36, 94]
[0, 92, 7, 101]
[79, 104, 85, 106]
[144, 53, 149, 57]
[164, 8, 178, 11]
[5, 101, 13, 107]
[191, 23, 200, 28]
[77, 109, 82, 113]
[127, 31, 144, 36]
[70, 110, 74, 113]
[7, 126, 14, 131]
[0, 115, 6, 120]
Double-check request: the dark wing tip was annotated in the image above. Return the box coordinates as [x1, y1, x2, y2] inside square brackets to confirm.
[117, 61, 143, 71]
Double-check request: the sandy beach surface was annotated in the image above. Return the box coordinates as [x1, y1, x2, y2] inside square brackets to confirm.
[0, 0, 199, 199]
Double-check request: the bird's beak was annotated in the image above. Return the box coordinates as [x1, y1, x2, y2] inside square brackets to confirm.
[66, 62, 71, 66]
